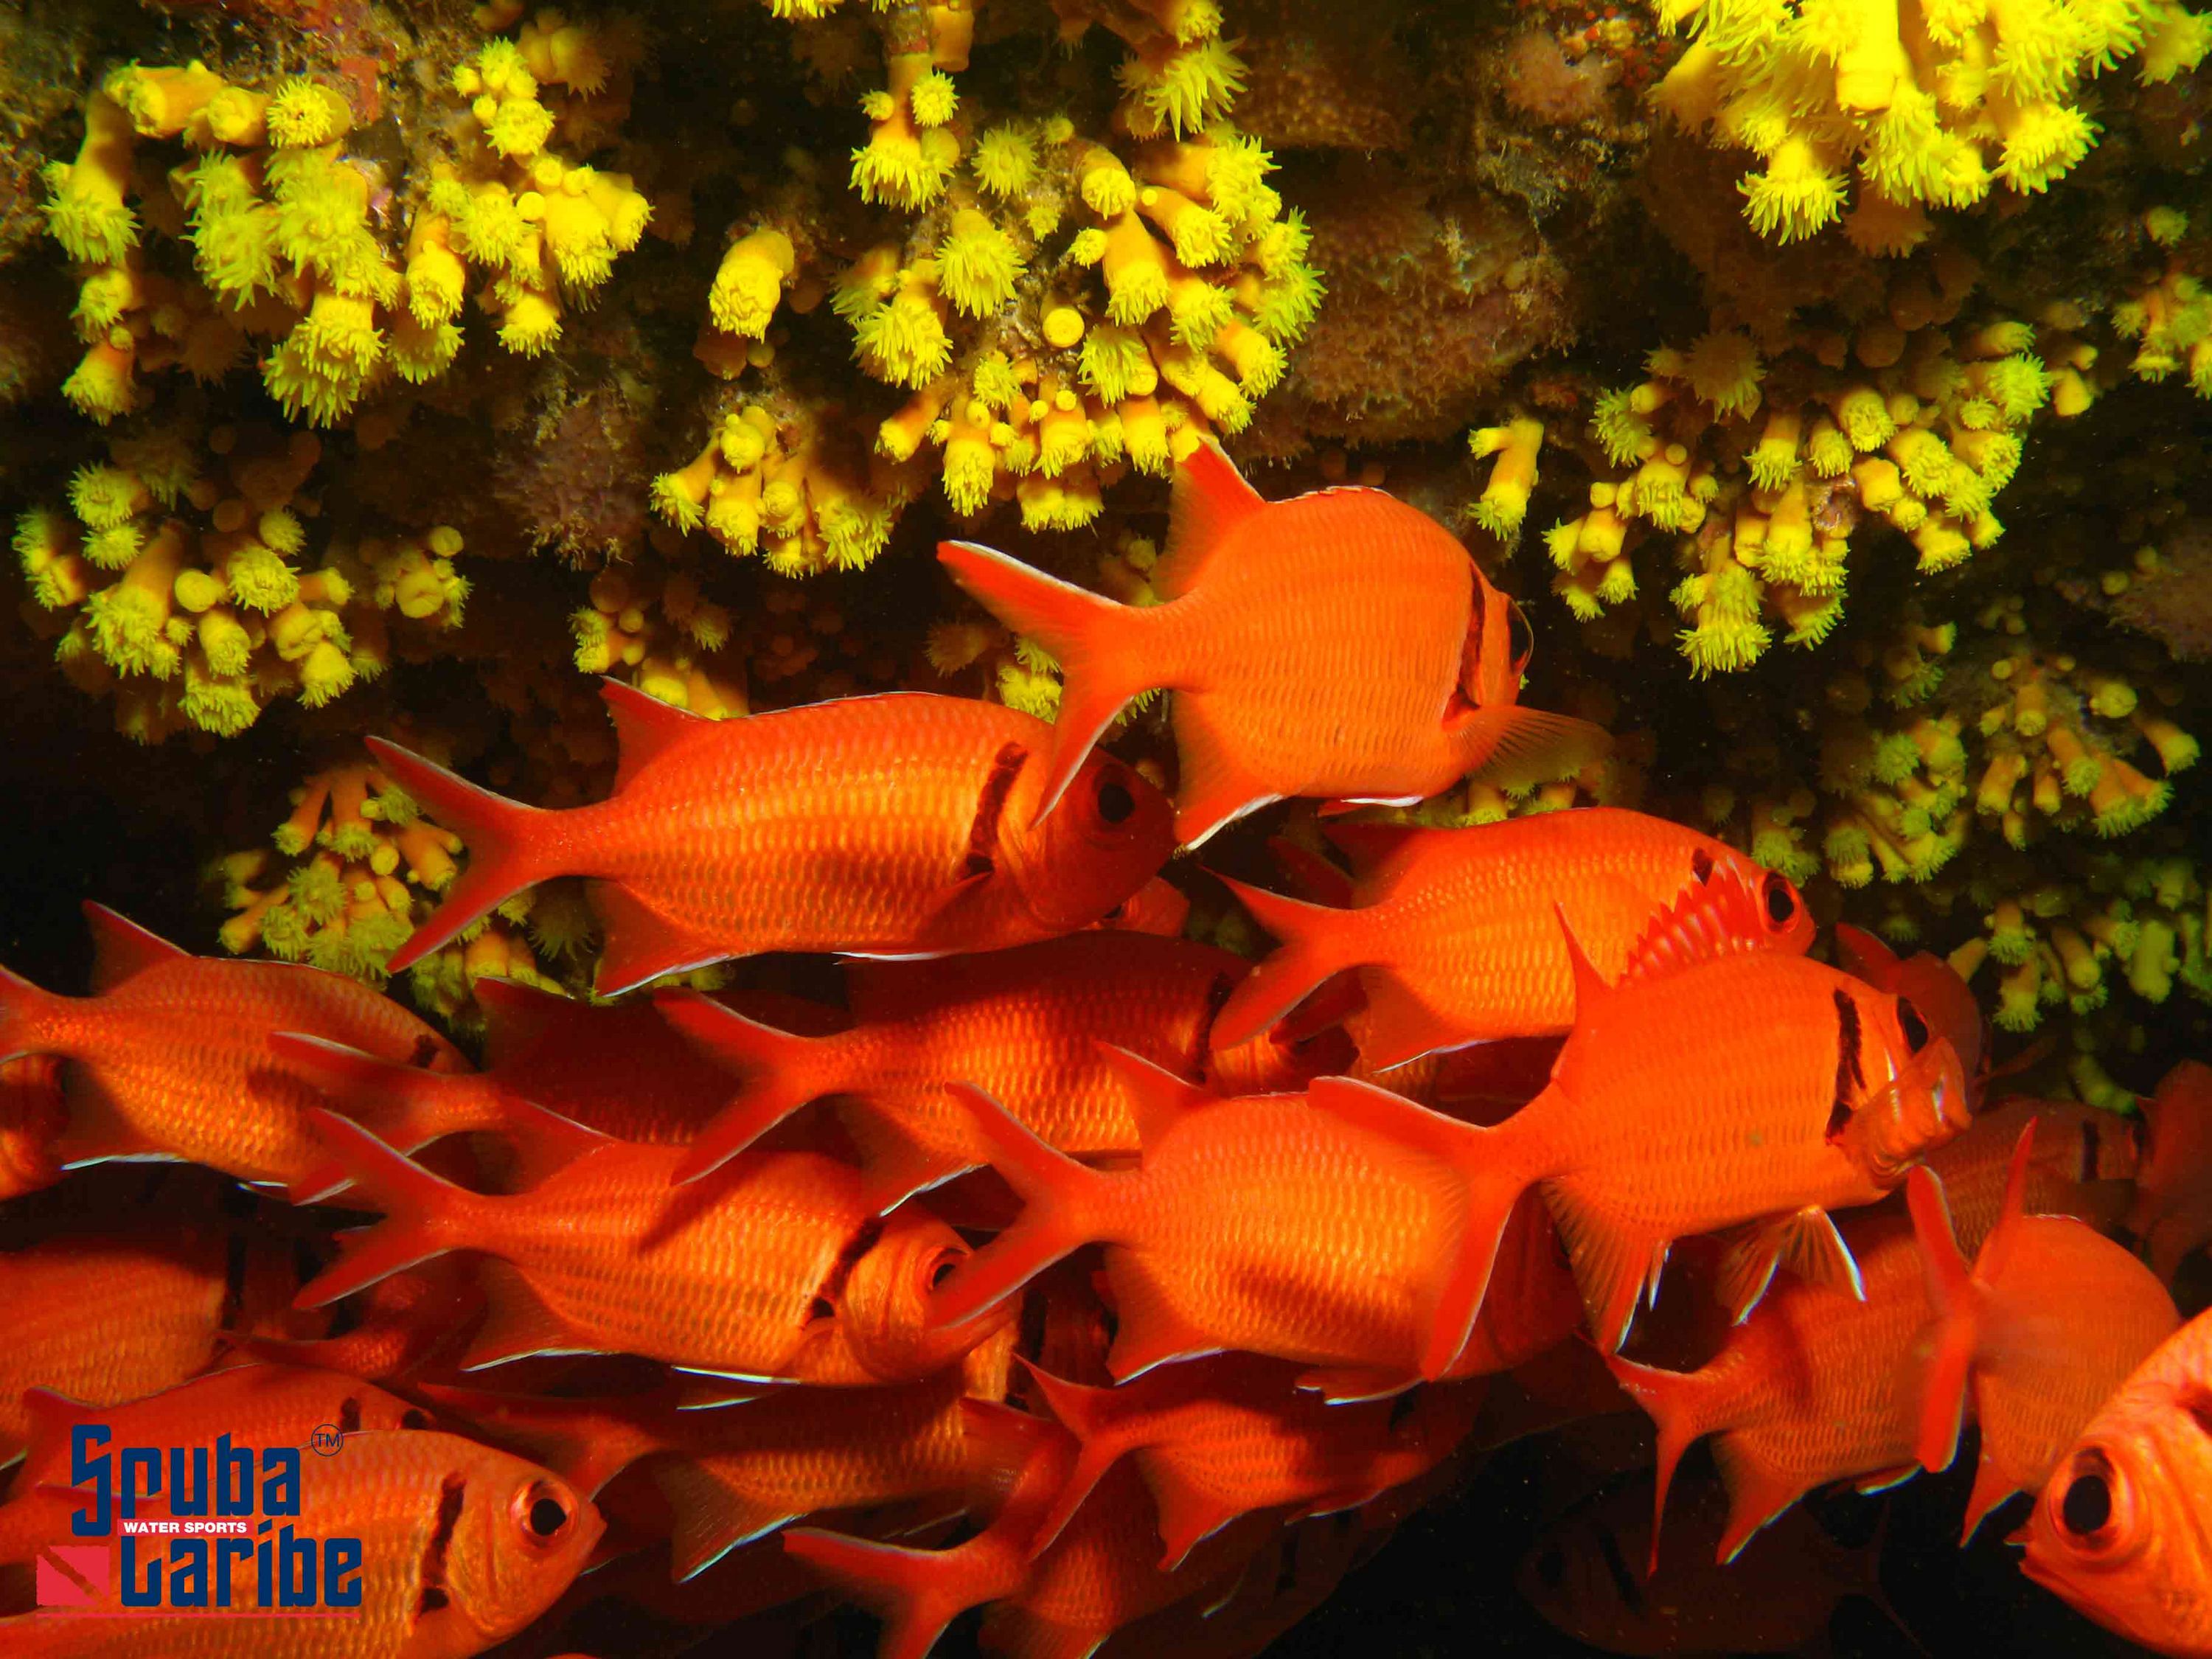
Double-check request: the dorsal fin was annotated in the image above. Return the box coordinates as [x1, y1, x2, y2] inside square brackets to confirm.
[1978, 1118, 2037, 1287]
[1318, 821, 1422, 874]
[1154, 438, 1266, 600]
[1096, 1043, 1215, 1150]
[1834, 922, 1902, 985]
[1554, 902, 1613, 1020]
[1616, 866, 1785, 986]
[83, 903, 190, 993]
[600, 678, 712, 790]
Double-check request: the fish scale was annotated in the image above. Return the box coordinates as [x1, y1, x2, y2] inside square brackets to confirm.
[0, 1429, 599, 1658]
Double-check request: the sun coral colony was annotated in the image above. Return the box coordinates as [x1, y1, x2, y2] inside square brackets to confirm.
[69, 1425, 364, 1610]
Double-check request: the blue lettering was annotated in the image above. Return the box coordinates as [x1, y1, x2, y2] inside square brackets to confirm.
[255, 1519, 272, 1608]
[278, 1526, 317, 1607]
[324, 1537, 362, 1608]
[215, 1536, 253, 1605]
[215, 1435, 253, 1517]
[167, 1446, 208, 1517]
[119, 1536, 159, 1607]
[169, 1538, 208, 1607]
[119, 1447, 160, 1521]
[69, 1425, 110, 1537]
[261, 1447, 300, 1517]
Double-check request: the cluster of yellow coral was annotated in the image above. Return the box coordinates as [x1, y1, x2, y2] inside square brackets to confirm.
[653, 0, 1321, 569]
[1652, 0, 2212, 251]
[38, 13, 649, 426]
[1488, 257, 2096, 673]
[13, 422, 468, 740]
[2115, 211, 2212, 396]
[570, 554, 750, 715]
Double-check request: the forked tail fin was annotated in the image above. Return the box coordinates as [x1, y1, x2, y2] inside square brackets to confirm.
[782, 1525, 1011, 1659]
[1601, 1351, 1719, 1575]
[366, 738, 563, 975]
[655, 990, 853, 1183]
[936, 540, 1158, 827]
[1209, 877, 1364, 1054]
[291, 1110, 493, 1307]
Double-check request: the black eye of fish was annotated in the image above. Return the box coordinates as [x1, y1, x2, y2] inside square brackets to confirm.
[528, 1495, 570, 1538]
[1096, 776, 1135, 824]
[1897, 996, 1930, 1053]
[929, 1255, 961, 1290]
[1764, 874, 1795, 926]
[2061, 1472, 2111, 1537]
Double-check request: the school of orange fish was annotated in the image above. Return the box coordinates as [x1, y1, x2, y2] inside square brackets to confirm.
[1, 442, 2210, 1658]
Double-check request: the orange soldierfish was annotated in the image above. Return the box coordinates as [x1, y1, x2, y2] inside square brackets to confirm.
[294, 1108, 1003, 1386]
[1907, 1122, 2178, 1541]
[1020, 1354, 1479, 1568]
[2126, 1059, 2212, 1282]
[1919, 1096, 2138, 1259]
[655, 931, 1331, 1192]
[421, 1328, 1013, 1581]
[0, 903, 466, 1188]
[936, 440, 1607, 847]
[2022, 1306, 2212, 1656]
[1602, 1216, 1936, 1569]
[922, 1051, 1484, 1385]
[1336, 869, 1969, 1357]
[240, 1260, 485, 1383]
[1093, 876, 1190, 937]
[1210, 810, 1813, 1065]
[1835, 923, 1989, 1101]
[372, 684, 1175, 998]
[0, 1428, 601, 1659]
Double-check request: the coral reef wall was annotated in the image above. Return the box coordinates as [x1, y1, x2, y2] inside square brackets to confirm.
[1, 0, 2207, 1111]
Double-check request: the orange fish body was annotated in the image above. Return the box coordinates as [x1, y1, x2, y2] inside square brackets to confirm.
[1442, 1192, 1583, 1380]
[296, 1112, 1001, 1386]
[1407, 874, 1969, 1354]
[1835, 922, 1989, 1098]
[1022, 1354, 1478, 1568]
[657, 931, 1326, 1192]
[0, 905, 465, 1187]
[0, 1429, 600, 1658]
[373, 686, 1174, 997]
[1920, 1096, 2138, 1257]
[1908, 1123, 2179, 1540]
[428, 1329, 1010, 1581]
[1212, 810, 1812, 1063]
[937, 442, 1604, 846]
[1604, 1216, 1935, 1567]
[2126, 1059, 2212, 1282]
[925, 1054, 1478, 1383]
[0, 1228, 247, 1466]
[0, 1055, 64, 1201]
[2023, 1305, 2212, 1655]
[240, 1262, 484, 1384]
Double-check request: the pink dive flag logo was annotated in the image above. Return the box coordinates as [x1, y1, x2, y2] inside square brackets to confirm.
[36, 1543, 112, 1607]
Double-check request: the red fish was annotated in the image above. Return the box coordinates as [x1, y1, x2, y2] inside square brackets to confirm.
[937, 440, 1606, 846]
[1835, 923, 1989, 1099]
[1211, 810, 1812, 1064]
[1908, 1121, 2178, 1540]
[655, 931, 1332, 1192]
[0, 1055, 63, 1201]
[923, 1051, 1481, 1385]
[1919, 1095, 2138, 1259]
[234, 1260, 485, 1383]
[1356, 869, 1969, 1355]
[1020, 1354, 1478, 1568]
[1604, 1216, 1935, 1568]
[0, 903, 466, 1187]
[2126, 1059, 2212, 1281]
[372, 684, 1175, 996]
[423, 1327, 1011, 1581]
[0, 1429, 601, 1658]
[295, 1108, 1005, 1386]
[2023, 1305, 2212, 1655]
[1093, 877, 1190, 937]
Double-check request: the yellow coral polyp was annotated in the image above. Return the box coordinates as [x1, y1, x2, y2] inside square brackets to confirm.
[708, 228, 796, 339]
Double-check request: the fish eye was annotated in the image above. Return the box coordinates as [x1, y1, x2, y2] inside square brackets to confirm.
[1535, 1545, 1566, 1588]
[1763, 873, 1796, 927]
[515, 1481, 572, 1543]
[1096, 773, 1135, 826]
[2061, 1470, 2112, 1538]
[1896, 995, 1930, 1054]
[925, 1249, 962, 1291]
[1506, 600, 1535, 678]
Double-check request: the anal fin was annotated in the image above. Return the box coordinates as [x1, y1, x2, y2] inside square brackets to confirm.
[1103, 1262, 1224, 1382]
[1169, 695, 1281, 849]
[459, 1260, 598, 1371]
[587, 881, 740, 998]
[1138, 1453, 1250, 1572]
[1708, 1436, 1811, 1565]
[1350, 974, 1472, 1072]
[1542, 1178, 1666, 1354]
[1294, 1366, 1417, 1405]
[650, 1456, 801, 1581]
[837, 1099, 974, 1213]
[1717, 1206, 1863, 1326]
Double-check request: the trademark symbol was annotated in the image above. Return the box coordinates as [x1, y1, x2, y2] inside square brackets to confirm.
[311, 1425, 343, 1457]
